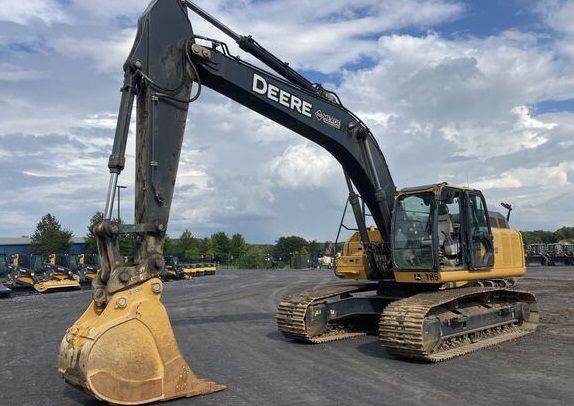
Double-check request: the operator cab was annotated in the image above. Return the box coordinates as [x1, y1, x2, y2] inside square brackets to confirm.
[53, 254, 79, 272]
[392, 183, 494, 272]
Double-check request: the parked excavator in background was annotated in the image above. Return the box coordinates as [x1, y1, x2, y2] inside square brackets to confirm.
[525, 243, 548, 266]
[58, 1, 538, 404]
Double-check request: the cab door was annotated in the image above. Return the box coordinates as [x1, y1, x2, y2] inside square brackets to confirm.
[465, 191, 494, 269]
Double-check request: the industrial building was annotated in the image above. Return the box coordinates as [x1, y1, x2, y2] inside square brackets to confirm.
[0, 237, 86, 255]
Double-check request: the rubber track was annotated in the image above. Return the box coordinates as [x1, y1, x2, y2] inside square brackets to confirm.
[379, 287, 538, 362]
[277, 283, 377, 343]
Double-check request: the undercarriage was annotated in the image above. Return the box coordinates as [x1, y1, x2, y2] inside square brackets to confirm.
[277, 281, 538, 361]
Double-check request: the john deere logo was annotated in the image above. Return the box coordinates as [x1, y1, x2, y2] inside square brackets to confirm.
[314, 110, 342, 130]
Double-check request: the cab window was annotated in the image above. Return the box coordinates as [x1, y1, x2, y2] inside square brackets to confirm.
[438, 191, 463, 268]
[467, 192, 494, 268]
[393, 193, 435, 269]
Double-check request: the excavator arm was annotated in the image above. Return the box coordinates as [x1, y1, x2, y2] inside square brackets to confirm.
[95, 0, 396, 296]
[59, 0, 396, 403]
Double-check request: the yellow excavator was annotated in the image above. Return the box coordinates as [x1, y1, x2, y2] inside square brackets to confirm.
[59, 1, 538, 404]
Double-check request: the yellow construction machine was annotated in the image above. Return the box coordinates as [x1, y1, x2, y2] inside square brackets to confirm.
[77, 253, 100, 282]
[59, 1, 538, 404]
[180, 262, 217, 277]
[11, 254, 80, 293]
[46, 254, 82, 285]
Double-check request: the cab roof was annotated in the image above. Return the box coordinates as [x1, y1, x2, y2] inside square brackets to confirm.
[397, 182, 479, 195]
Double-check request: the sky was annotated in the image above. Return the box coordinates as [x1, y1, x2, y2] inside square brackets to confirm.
[0, 0, 573, 243]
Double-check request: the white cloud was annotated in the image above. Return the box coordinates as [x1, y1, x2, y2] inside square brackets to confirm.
[51, 28, 136, 73]
[199, 0, 464, 73]
[338, 31, 573, 162]
[440, 106, 554, 158]
[539, 0, 574, 36]
[267, 142, 340, 189]
[472, 162, 574, 190]
[0, 64, 43, 81]
[0, 0, 68, 25]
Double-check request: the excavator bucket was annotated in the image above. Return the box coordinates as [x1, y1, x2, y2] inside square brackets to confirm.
[58, 278, 225, 405]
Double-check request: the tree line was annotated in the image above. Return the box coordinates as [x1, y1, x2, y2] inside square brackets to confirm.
[28, 212, 573, 262]
[82, 212, 329, 268]
[31, 212, 329, 267]
[521, 227, 574, 245]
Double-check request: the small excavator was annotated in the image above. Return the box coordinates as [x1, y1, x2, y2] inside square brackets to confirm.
[58, 1, 538, 404]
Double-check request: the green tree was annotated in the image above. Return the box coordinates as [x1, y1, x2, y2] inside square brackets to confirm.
[308, 240, 321, 256]
[272, 235, 309, 262]
[30, 213, 73, 255]
[554, 227, 574, 242]
[173, 229, 202, 261]
[209, 232, 230, 262]
[238, 246, 269, 268]
[85, 211, 104, 254]
[292, 246, 310, 269]
[521, 230, 556, 245]
[184, 246, 201, 261]
[229, 233, 248, 262]
[164, 234, 175, 255]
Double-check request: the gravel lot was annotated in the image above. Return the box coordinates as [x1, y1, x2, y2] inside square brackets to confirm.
[0, 267, 572, 406]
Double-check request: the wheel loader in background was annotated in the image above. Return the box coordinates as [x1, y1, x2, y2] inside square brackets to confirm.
[546, 243, 572, 266]
[58, 1, 538, 404]
[525, 243, 548, 266]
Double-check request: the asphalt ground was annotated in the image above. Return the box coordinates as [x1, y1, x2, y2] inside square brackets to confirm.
[0, 267, 572, 406]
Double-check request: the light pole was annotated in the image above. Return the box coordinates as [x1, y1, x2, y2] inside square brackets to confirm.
[116, 185, 127, 222]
